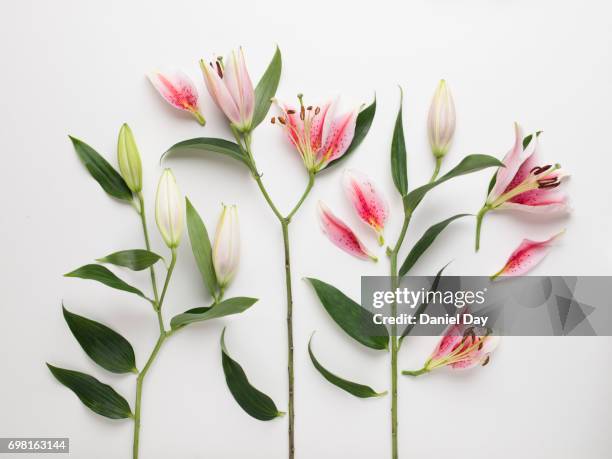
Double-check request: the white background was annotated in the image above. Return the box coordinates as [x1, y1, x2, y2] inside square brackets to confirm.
[1, 0, 611, 458]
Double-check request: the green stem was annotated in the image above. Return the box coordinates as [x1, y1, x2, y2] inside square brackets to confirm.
[429, 157, 442, 183]
[402, 367, 429, 377]
[191, 109, 206, 126]
[475, 205, 490, 252]
[137, 193, 160, 307]
[236, 131, 314, 459]
[389, 209, 412, 459]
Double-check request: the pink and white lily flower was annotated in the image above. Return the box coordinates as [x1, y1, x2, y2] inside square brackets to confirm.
[342, 169, 389, 245]
[272, 95, 358, 173]
[403, 323, 500, 376]
[490, 230, 565, 280]
[475, 123, 569, 250]
[317, 201, 377, 262]
[148, 70, 205, 125]
[200, 48, 254, 133]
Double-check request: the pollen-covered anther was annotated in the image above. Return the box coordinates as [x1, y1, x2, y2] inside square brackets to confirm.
[537, 178, 561, 189]
[271, 117, 276, 124]
[278, 116, 287, 125]
[530, 164, 552, 175]
[315, 106, 321, 115]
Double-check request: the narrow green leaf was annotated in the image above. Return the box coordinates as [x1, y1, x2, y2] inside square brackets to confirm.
[68, 136, 132, 201]
[486, 170, 497, 195]
[97, 249, 162, 271]
[306, 278, 389, 350]
[162, 137, 251, 168]
[186, 198, 218, 298]
[325, 97, 376, 170]
[403, 154, 503, 213]
[399, 263, 449, 345]
[46, 364, 132, 419]
[62, 306, 136, 373]
[391, 89, 408, 196]
[170, 297, 257, 329]
[64, 264, 145, 298]
[399, 214, 470, 276]
[252, 46, 282, 129]
[309, 334, 386, 398]
[220, 328, 284, 421]
[522, 130, 543, 149]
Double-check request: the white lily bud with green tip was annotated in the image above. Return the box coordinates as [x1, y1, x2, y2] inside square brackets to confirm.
[213, 205, 240, 288]
[427, 79, 456, 159]
[155, 169, 184, 248]
[117, 123, 143, 193]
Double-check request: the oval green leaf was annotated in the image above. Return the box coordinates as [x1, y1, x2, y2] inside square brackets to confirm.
[64, 264, 146, 298]
[309, 334, 386, 398]
[252, 46, 282, 129]
[220, 328, 284, 421]
[68, 136, 132, 201]
[306, 278, 389, 350]
[324, 97, 376, 170]
[186, 198, 218, 298]
[403, 154, 503, 213]
[399, 214, 470, 276]
[391, 89, 408, 196]
[96, 249, 162, 271]
[62, 305, 136, 374]
[46, 364, 132, 419]
[162, 137, 251, 168]
[170, 297, 257, 329]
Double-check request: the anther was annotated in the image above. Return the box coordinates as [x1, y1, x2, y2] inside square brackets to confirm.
[315, 107, 321, 115]
[530, 164, 552, 175]
[278, 116, 287, 125]
[271, 117, 276, 124]
[215, 61, 223, 78]
[481, 355, 490, 366]
[287, 109, 296, 115]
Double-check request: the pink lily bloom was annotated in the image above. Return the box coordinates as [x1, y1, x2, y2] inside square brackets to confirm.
[490, 230, 565, 280]
[200, 48, 254, 133]
[403, 323, 500, 376]
[317, 201, 377, 262]
[272, 96, 358, 173]
[148, 70, 205, 125]
[475, 123, 569, 250]
[342, 169, 389, 245]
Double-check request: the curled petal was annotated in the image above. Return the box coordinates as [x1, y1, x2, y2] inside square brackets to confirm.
[200, 58, 241, 125]
[148, 70, 204, 124]
[491, 230, 565, 279]
[342, 169, 389, 244]
[317, 201, 377, 261]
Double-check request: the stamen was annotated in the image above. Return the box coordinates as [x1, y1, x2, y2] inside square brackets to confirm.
[481, 355, 490, 366]
[315, 107, 321, 115]
[538, 181, 561, 189]
[278, 116, 287, 125]
[271, 117, 276, 124]
[287, 109, 296, 115]
[215, 60, 223, 78]
[300, 107, 305, 120]
[307, 106, 313, 111]
[530, 164, 552, 175]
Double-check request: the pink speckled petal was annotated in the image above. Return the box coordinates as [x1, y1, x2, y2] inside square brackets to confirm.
[309, 101, 332, 151]
[491, 230, 565, 279]
[342, 169, 389, 238]
[430, 324, 464, 361]
[499, 188, 569, 213]
[148, 70, 199, 112]
[201, 58, 241, 125]
[317, 201, 377, 261]
[318, 108, 358, 166]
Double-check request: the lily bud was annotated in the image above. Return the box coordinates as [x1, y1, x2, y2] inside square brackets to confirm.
[155, 169, 184, 248]
[213, 205, 240, 288]
[427, 79, 456, 158]
[117, 124, 143, 193]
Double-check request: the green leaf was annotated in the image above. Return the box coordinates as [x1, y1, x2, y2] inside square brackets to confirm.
[391, 90, 408, 196]
[486, 170, 497, 195]
[399, 214, 470, 276]
[46, 364, 132, 419]
[170, 297, 257, 329]
[64, 264, 146, 299]
[186, 198, 218, 298]
[399, 263, 449, 345]
[522, 130, 543, 149]
[68, 136, 132, 201]
[97, 249, 162, 271]
[403, 154, 503, 213]
[162, 137, 251, 168]
[325, 97, 377, 170]
[252, 46, 282, 129]
[62, 306, 137, 374]
[220, 328, 284, 421]
[306, 278, 389, 350]
[308, 334, 386, 398]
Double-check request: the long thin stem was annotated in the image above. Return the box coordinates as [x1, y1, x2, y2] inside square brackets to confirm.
[388, 209, 412, 459]
[137, 193, 160, 306]
[237, 131, 315, 459]
[430, 156, 442, 183]
[474, 205, 490, 252]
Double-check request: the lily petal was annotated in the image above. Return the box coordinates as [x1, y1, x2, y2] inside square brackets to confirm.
[319, 108, 358, 166]
[317, 201, 377, 261]
[342, 169, 389, 244]
[200, 58, 242, 126]
[491, 230, 565, 279]
[223, 48, 254, 129]
[148, 70, 204, 124]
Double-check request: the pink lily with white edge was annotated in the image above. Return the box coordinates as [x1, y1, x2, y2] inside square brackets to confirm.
[490, 230, 565, 280]
[200, 48, 254, 133]
[317, 201, 377, 262]
[342, 169, 389, 245]
[148, 70, 205, 125]
[272, 96, 358, 173]
[475, 123, 569, 251]
[403, 323, 500, 377]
